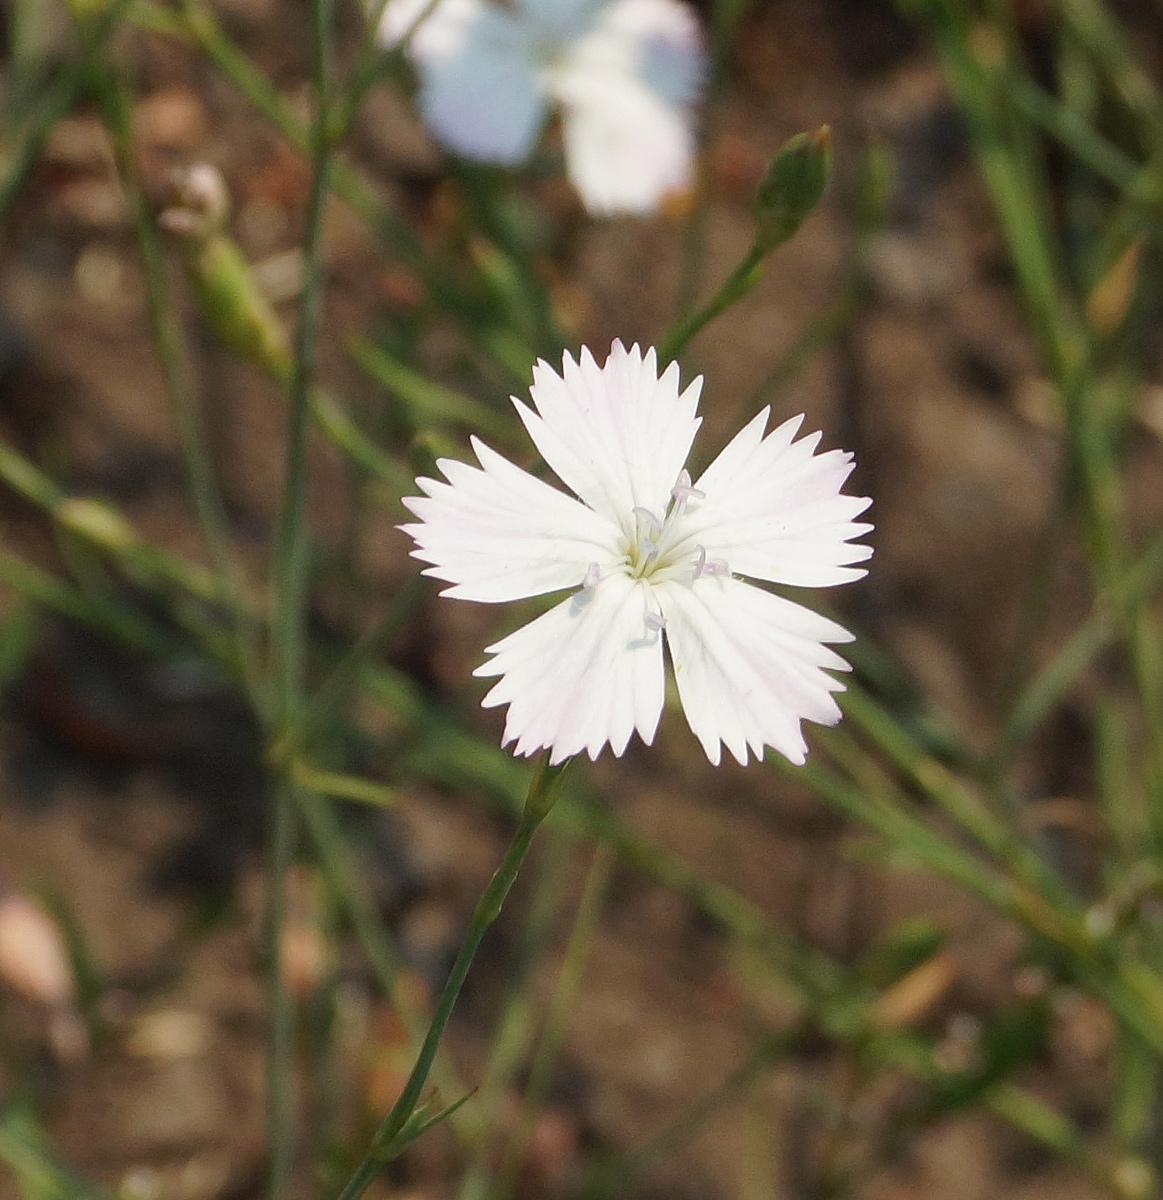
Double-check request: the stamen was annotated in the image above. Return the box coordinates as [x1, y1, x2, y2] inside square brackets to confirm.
[583, 562, 602, 590]
[631, 506, 663, 537]
[692, 545, 730, 579]
[671, 469, 706, 507]
[644, 611, 667, 632]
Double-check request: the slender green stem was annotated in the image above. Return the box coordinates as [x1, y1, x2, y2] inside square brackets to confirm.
[0, 545, 175, 655]
[296, 789, 469, 1119]
[673, 0, 758, 319]
[911, 0, 1163, 847]
[1000, 525, 1163, 756]
[0, 0, 137, 231]
[272, 576, 423, 768]
[270, 0, 335, 721]
[490, 841, 613, 1200]
[265, 780, 300, 1200]
[0, 1106, 116, 1200]
[70, 18, 261, 705]
[574, 1026, 807, 1200]
[660, 247, 763, 365]
[174, 0, 491, 347]
[262, 0, 337, 1192]
[455, 827, 577, 1200]
[0, 440, 261, 666]
[328, 0, 442, 143]
[334, 758, 569, 1200]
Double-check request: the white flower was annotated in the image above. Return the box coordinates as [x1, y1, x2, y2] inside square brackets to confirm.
[376, 0, 705, 216]
[400, 341, 873, 766]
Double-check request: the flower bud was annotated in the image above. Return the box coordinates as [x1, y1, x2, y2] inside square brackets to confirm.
[160, 165, 294, 382]
[752, 126, 832, 255]
[159, 163, 230, 241]
[184, 235, 295, 383]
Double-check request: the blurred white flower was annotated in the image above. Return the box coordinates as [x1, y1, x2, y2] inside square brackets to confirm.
[377, 0, 705, 215]
[401, 341, 873, 766]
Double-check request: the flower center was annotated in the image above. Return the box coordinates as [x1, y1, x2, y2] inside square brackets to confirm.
[580, 470, 731, 635]
[617, 470, 727, 583]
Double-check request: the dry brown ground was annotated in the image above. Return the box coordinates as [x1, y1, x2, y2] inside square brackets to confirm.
[0, 1, 1151, 1198]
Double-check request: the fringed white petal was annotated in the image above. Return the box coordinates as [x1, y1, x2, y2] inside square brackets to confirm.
[656, 575, 854, 766]
[475, 572, 665, 763]
[685, 410, 873, 588]
[514, 341, 702, 530]
[400, 438, 623, 602]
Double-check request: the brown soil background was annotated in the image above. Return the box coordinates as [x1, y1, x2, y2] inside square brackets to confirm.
[0, 1, 1154, 1199]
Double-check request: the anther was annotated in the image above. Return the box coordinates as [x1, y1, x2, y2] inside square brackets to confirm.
[693, 546, 729, 579]
[631, 506, 664, 536]
[583, 562, 602, 590]
[644, 611, 667, 632]
[671, 469, 706, 507]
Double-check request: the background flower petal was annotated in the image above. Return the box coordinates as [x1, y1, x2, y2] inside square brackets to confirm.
[685, 410, 873, 587]
[513, 0, 605, 40]
[514, 342, 702, 530]
[475, 573, 665, 763]
[656, 575, 854, 766]
[400, 438, 622, 602]
[381, 0, 547, 164]
[585, 0, 705, 110]
[558, 77, 696, 215]
[550, 0, 703, 214]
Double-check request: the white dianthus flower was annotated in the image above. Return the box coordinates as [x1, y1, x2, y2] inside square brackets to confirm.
[377, 0, 705, 216]
[400, 341, 873, 766]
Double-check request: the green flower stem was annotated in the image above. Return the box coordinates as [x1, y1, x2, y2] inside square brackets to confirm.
[0, 545, 176, 656]
[910, 0, 1163, 844]
[264, 0, 337, 1193]
[574, 1024, 809, 1200]
[0, 0, 136, 230]
[0, 441, 259, 666]
[673, 0, 762, 320]
[1054, 0, 1163, 140]
[840, 686, 1073, 905]
[1005, 72, 1142, 195]
[490, 841, 614, 1200]
[660, 246, 764, 366]
[454, 828, 577, 1200]
[270, 576, 423, 768]
[264, 780, 299, 1200]
[68, 17, 262, 707]
[172, 0, 493, 350]
[295, 788, 469, 1127]
[334, 758, 570, 1200]
[1092, 152, 1163, 283]
[270, 0, 335, 723]
[327, 0, 442, 144]
[802, 739, 1163, 1050]
[0, 1106, 116, 1200]
[665, 126, 831, 364]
